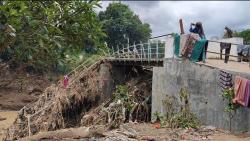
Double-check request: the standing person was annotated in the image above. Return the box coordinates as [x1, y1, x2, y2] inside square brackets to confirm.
[189, 22, 208, 61]
[223, 27, 233, 38]
[189, 22, 206, 39]
[220, 27, 233, 63]
[63, 75, 69, 89]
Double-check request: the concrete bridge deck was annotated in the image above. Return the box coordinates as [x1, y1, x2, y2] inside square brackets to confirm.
[200, 59, 250, 74]
[106, 57, 164, 66]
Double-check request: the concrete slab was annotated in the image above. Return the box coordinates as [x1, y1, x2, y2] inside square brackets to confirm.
[198, 59, 250, 74]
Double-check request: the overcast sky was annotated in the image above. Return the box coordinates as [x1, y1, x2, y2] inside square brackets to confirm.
[97, 1, 250, 39]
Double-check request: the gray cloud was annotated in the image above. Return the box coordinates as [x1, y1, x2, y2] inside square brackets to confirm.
[99, 1, 250, 39]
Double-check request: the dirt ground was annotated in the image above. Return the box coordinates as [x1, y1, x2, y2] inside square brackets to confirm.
[0, 111, 17, 141]
[14, 122, 250, 141]
[0, 88, 39, 111]
[0, 62, 53, 111]
[0, 76, 50, 141]
[0, 62, 53, 140]
[213, 131, 250, 141]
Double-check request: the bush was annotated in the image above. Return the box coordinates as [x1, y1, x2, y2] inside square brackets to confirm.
[157, 88, 200, 129]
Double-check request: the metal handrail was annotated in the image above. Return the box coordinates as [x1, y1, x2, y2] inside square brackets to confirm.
[207, 39, 245, 46]
[110, 39, 166, 60]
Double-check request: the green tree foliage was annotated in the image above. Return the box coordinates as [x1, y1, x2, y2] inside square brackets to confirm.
[234, 29, 250, 44]
[0, 1, 105, 73]
[99, 2, 152, 48]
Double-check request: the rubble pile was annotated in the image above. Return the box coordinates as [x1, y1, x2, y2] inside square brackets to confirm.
[16, 123, 218, 141]
[79, 71, 152, 130]
[4, 60, 110, 140]
[4, 60, 153, 140]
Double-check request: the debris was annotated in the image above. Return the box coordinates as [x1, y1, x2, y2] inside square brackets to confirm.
[0, 116, 7, 121]
[4, 62, 153, 140]
[4, 61, 107, 140]
[201, 125, 216, 131]
[18, 127, 92, 141]
[152, 123, 161, 129]
[117, 130, 137, 138]
[141, 137, 156, 141]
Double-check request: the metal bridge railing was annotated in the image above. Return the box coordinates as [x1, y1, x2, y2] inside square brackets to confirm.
[109, 40, 166, 62]
[107, 33, 176, 61]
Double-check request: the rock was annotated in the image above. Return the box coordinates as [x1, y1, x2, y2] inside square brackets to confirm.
[0, 116, 7, 121]
[27, 87, 43, 95]
[81, 115, 94, 126]
[117, 131, 137, 139]
[201, 125, 216, 131]
[202, 136, 207, 140]
[207, 136, 213, 140]
[141, 136, 156, 141]
[27, 85, 34, 92]
[21, 99, 33, 103]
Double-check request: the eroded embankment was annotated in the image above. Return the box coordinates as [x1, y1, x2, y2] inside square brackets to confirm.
[4, 60, 152, 140]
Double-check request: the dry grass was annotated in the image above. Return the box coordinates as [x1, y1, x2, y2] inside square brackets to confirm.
[4, 60, 106, 140]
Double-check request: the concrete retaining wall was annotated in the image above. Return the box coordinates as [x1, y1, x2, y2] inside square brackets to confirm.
[152, 59, 250, 132]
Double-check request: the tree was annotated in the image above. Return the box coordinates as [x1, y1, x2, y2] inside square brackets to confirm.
[234, 29, 250, 44]
[0, 1, 105, 73]
[99, 2, 152, 48]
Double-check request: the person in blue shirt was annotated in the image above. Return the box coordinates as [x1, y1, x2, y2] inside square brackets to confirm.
[189, 22, 205, 39]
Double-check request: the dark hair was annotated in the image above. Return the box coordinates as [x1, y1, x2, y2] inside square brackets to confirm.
[225, 26, 233, 38]
[196, 22, 205, 38]
[195, 22, 202, 28]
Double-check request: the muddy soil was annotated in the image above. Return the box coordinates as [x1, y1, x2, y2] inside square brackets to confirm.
[0, 88, 39, 111]
[0, 63, 51, 111]
[0, 111, 17, 141]
[0, 61, 53, 140]
[18, 123, 250, 141]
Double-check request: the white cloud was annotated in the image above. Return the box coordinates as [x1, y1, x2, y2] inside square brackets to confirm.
[99, 1, 250, 39]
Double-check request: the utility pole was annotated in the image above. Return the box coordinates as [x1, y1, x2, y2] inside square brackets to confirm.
[179, 19, 185, 34]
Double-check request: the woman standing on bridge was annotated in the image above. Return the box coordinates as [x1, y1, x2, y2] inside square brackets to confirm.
[220, 27, 233, 63]
[181, 22, 206, 55]
[189, 22, 206, 39]
[189, 22, 208, 61]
